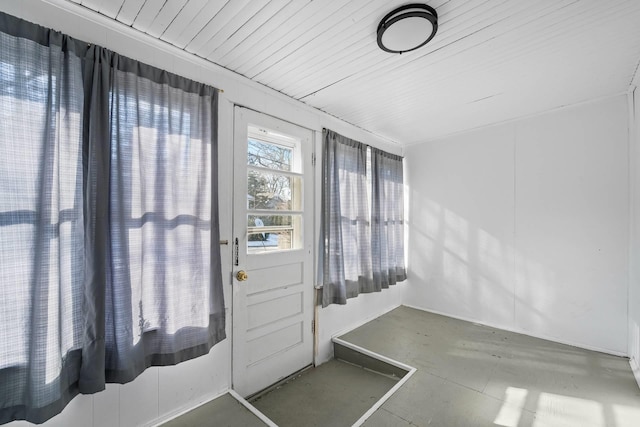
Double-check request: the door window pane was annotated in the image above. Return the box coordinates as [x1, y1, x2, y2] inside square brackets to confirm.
[248, 138, 292, 171]
[247, 171, 302, 211]
[247, 215, 301, 253]
[245, 126, 303, 254]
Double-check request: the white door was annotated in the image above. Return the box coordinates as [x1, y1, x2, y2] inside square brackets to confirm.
[232, 107, 314, 397]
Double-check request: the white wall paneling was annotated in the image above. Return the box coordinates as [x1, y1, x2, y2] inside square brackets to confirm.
[514, 96, 629, 354]
[403, 124, 516, 328]
[404, 95, 630, 355]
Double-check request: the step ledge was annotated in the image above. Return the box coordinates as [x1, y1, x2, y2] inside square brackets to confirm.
[331, 337, 417, 427]
[225, 339, 417, 427]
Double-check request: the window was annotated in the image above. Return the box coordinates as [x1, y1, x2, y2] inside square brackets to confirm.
[0, 30, 86, 422]
[246, 126, 303, 253]
[320, 129, 406, 307]
[0, 13, 225, 425]
[102, 68, 222, 375]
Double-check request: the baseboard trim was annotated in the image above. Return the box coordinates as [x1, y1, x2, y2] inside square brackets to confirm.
[329, 303, 402, 341]
[402, 304, 628, 358]
[148, 389, 228, 427]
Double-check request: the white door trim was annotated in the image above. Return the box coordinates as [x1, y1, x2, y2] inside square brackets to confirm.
[231, 106, 316, 397]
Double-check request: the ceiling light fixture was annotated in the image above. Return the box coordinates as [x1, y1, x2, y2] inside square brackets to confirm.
[377, 3, 438, 54]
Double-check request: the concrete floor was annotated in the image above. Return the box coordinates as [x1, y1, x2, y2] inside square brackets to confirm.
[342, 306, 640, 427]
[163, 305, 640, 426]
[250, 359, 399, 427]
[160, 393, 267, 427]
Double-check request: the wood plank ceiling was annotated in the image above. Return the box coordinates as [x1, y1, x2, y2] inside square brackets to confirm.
[67, 0, 640, 145]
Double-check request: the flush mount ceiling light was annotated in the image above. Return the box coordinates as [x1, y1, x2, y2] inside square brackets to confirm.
[377, 3, 438, 54]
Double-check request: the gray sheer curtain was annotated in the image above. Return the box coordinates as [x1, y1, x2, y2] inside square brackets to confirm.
[0, 13, 225, 424]
[371, 148, 407, 287]
[321, 129, 373, 307]
[0, 14, 87, 424]
[84, 47, 225, 387]
[320, 130, 406, 307]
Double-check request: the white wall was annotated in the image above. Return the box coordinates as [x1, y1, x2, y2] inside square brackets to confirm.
[629, 87, 640, 383]
[0, 1, 404, 426]
[404, 95, 630, 356]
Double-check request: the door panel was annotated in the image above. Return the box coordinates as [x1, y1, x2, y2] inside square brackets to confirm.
[232, 107, 314, 397]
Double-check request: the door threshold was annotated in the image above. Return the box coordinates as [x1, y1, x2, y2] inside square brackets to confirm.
[246, 364, 313, 402]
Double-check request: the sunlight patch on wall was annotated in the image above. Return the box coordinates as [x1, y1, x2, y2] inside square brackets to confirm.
[444, 208, 469, 263]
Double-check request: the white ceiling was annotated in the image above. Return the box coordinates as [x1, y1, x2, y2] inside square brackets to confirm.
[67, 0, 640, 145]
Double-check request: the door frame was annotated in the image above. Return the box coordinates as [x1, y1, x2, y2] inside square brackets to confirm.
[230, 106, 317, 396]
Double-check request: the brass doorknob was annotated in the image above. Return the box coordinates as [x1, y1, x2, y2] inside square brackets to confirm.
[236, 270, 248, 281]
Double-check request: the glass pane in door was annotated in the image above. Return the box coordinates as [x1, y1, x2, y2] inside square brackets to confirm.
[246, 125, 303, 254]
